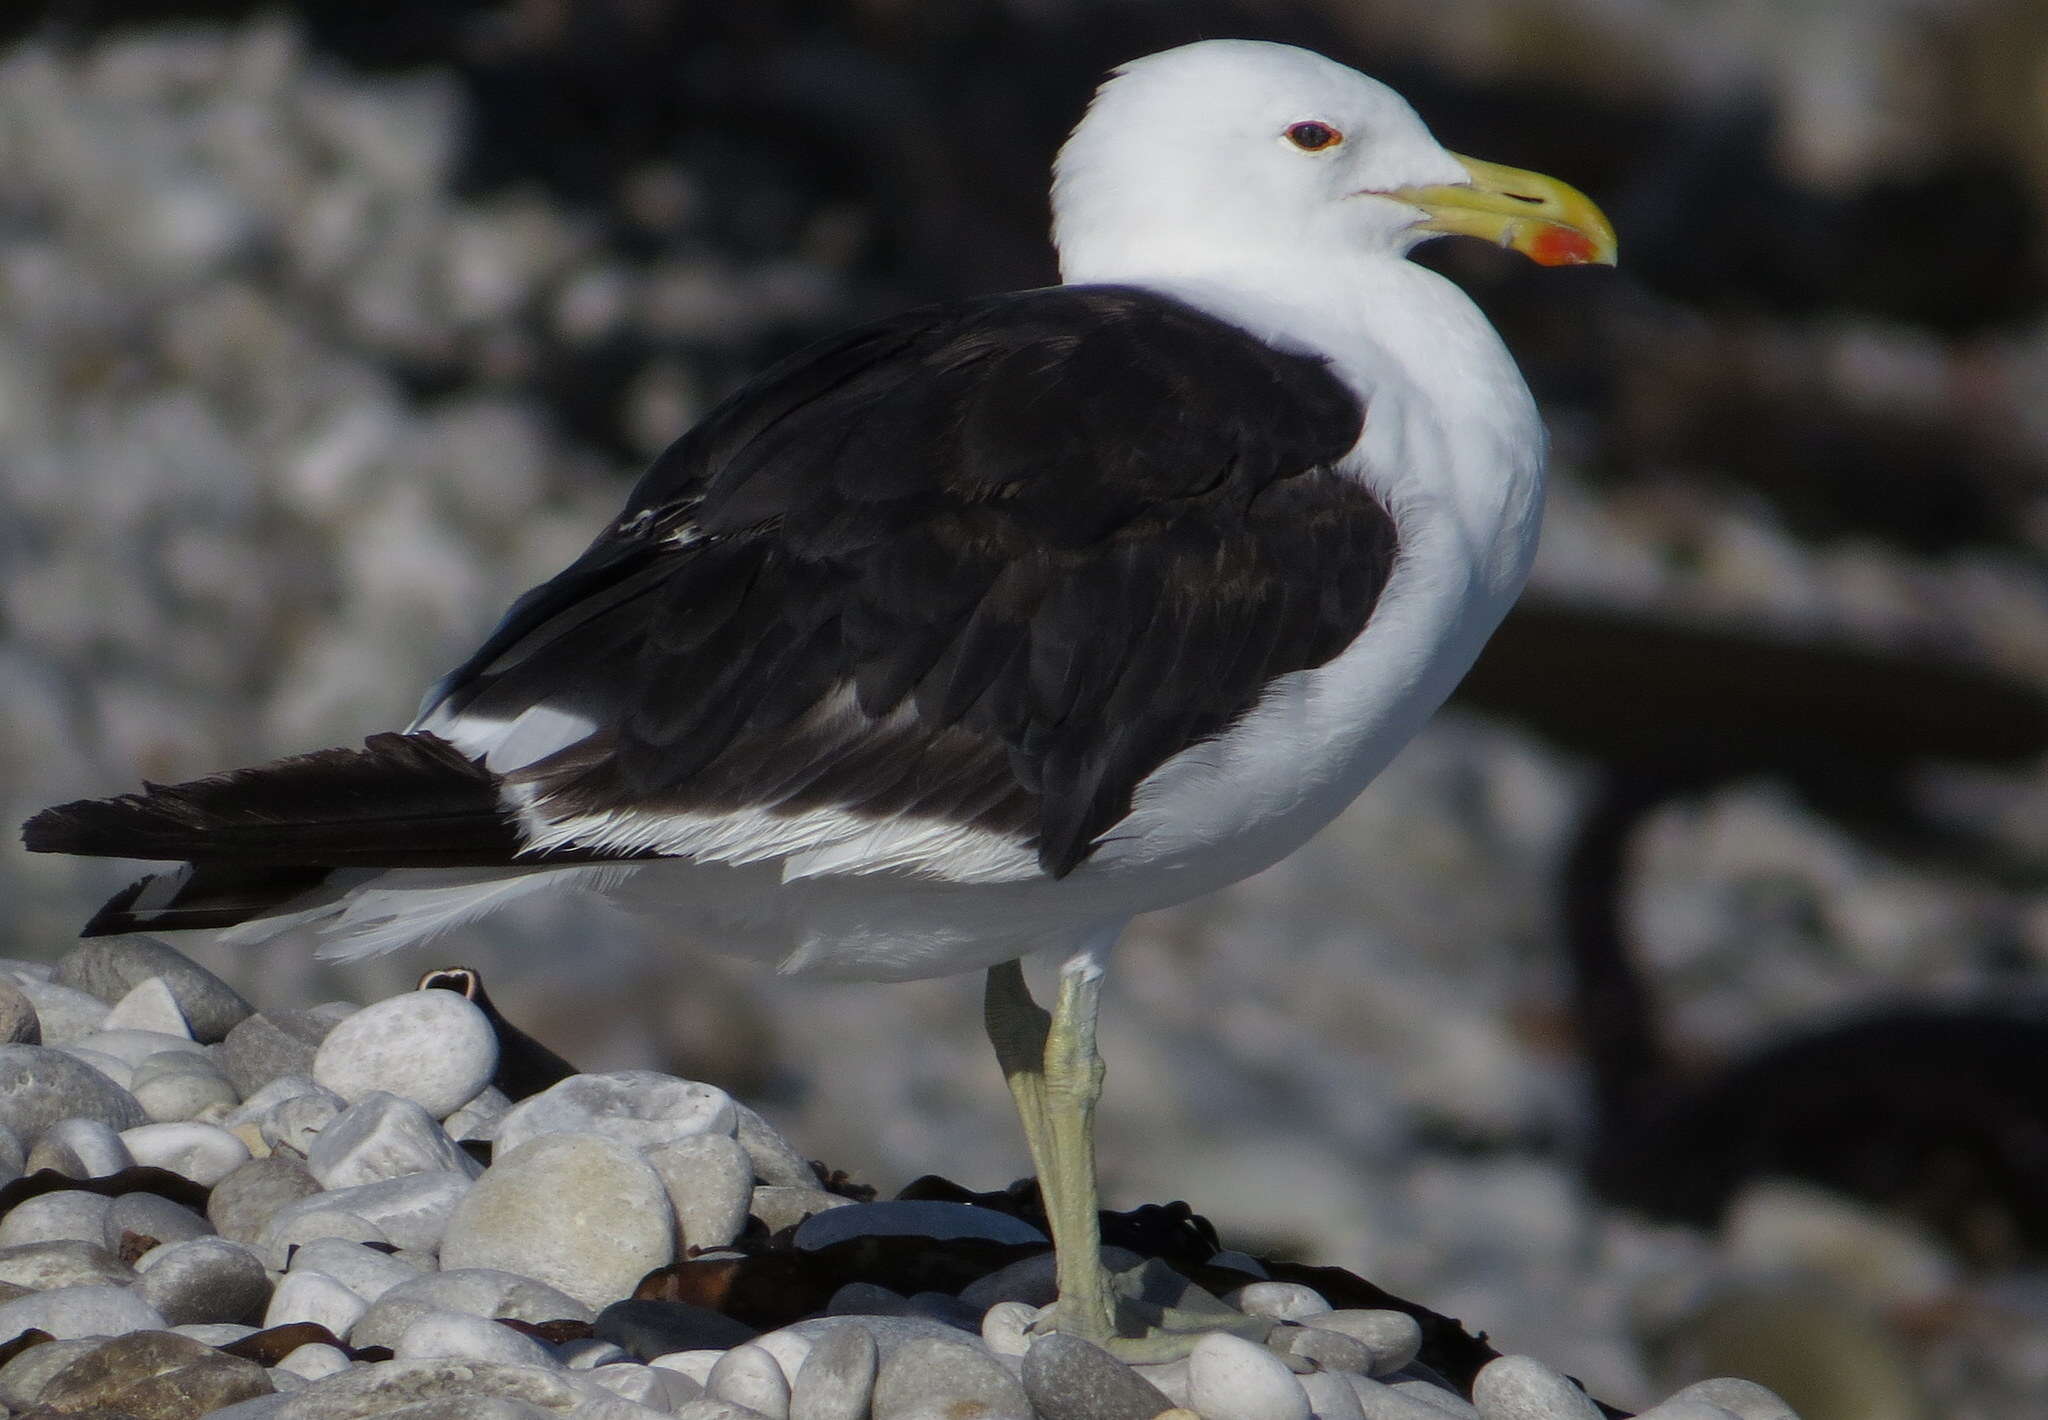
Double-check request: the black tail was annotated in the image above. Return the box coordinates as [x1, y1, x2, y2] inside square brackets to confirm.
[24, 732, 524, 939]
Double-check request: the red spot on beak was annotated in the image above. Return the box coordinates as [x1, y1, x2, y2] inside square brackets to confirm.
[1526, 225, 1599, 267]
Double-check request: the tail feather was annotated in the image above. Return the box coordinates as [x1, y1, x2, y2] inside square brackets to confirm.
[23, 732, 519, 867]
[80, 863, 345, 938]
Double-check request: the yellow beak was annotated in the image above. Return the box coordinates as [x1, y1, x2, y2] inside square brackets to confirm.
[1383, 153, 1617, 267]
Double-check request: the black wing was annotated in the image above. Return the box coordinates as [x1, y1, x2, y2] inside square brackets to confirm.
[428, 284, 1392, 877]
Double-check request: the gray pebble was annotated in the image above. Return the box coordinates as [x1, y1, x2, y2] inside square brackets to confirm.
[827, 1281, 908, 1316]
[73, 1027, 209, 1070]
[753, 1185, 856, 1233]
[0, 1189, 115, 1247]
[0, 1239, 136, 1290]
[208, 1154, 323, 1244]
[271, 1355, 589, 1412]
[287, 1235, 427, 1303]
[675, 1399, 776, 1420]
[1302, 1370, 1369, 1420]
[557, 1338, 630, 1368]
[648, 1132, 753, 1253]
[1022, 1333, 1172, 1420]
[16, 980, 127, 1046]
[1271, 1323, 1373, 1373]
[0, 1044, 147, 1141]
[1633, 1401, 1744, 1420]
[794, 1200, 1046, 1252]
[136, 1235, 271, 1325]
[265, 1268, 370, 1338]
[33, 1116, 134, 1177]
[53, 937, 254, 1042]
[107, 1190, 214, 1251]
[101, 975, 194, 1036]
[131, 1049, 239, 1123]
[733, 1103, 816, 1188]
[1374, 1371, 1481, 1419]
[37, 1326, 273, 1413]
[313, 991, 499, 1118]
[351, 1268, 596, 1350]
[777, 1314, 992, 1363]
[1470, 1355, 1601, 1420]
[1224, 1280, 1332, 1321]
[394, 1306, 562, 1368]
[258, 1208, 393, 1271]
[0, 1281, 167, 1339]
[1187, 1331, 1311, 1420]
[441, 1134, 673, 1309]
[306, 1090, 475, 1188]
[174, 1322, 259, 1345]
[444, 1085, 511, 1143]
[0, 1122, 24, 1182]
[901, 1291, 981, 1330]
[791, 1321, 877, 1420]
[1661, 1378, 1799, 1420]
[873, 1335, 1032, 1420]
[978, 1301, 1038, 1358]
[586, 1361, 705, 1409]
[266, 1168, 474, 1261]
[957, 1248, 1140, 1312]
[0, 980, 40, 1045]
[274, 1341, 352, 1381]
[52, 1044, 133, 1090]
[1129, 1358, 1188, 1408]
[265, 1089, 347, 1156]
[491, 1071, 735, 1156]
[708, 1340, 790, 1419]
[121, 1119, 253, 1185]
[203, 1395, 294, 1420]
[0, 1336, 101, 1407]
[227, 1075, 338, 1128]
[219, 1011, 334, 1097]
[1312, 1311, 1424, 1377]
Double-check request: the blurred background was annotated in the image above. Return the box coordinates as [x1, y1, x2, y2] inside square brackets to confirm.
[4, 1, 2048, 1415]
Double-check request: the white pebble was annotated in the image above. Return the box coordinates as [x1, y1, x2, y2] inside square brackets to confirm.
[306, 1090, 475, 1188]
[979, 1300, 1038, 1357]
[313, 991, 499, 1117]
[709, 1341, 789, 1419]
[101, 977, 192, 1037]
[226, 1075, 337, 1127]
[647, 1132, 753, 1252]
[652, 1350, 725, 1385]
[1302, 1369, 1368, 1420]
[1313, 1310, 1424, 1376]
[256, 1207, 392, 1271]
[287, 1236, 425, 1303]
[1634, 1401, 1743, 1420]
[0, 1282, 167, 1339]
[0, 1190, 113, 1247]
[41, 1117, 133, 1177]
[74, 1029, 207, 1069]
[130, 1052, 239, 1123]
[1188, 1332, 1311, 1420]
[1471, 1356, 1602, 1420]
[557, 1338, 631, 1368]
[1661, 1378, 1799, 1420]
[121, 1120, 252, 1185]
[1348, 1375, 1476, 1419]
[264, 1267, 370, 1339]
[444, 1085, 511, 1143]
[1223, 1280, 1331, 1321]
[491, 1071, 736, 1156]
[263, 1090, 345, 1156]
[275, 1341, 351, 1381]
[393, 1304, 561, 1367]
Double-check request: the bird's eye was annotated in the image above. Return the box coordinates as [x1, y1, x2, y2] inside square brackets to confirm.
[1285, 121, 1342, 152]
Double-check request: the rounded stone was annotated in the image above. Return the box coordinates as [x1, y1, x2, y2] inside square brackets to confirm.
[313, 991, 498, 1117]
[219, 1011, 333, 1096]
[36, 1116, 134, 1177]
[136, 1235, 271, 1325]
[286, 1236, 425, 1303]
[38, 1326, 273, 1414]
[107, 1190, 214, 1252]
[0, 980, 40, 1045]
[1471, 1356, 1603, 1420]
[734, 1103, 817, 1188]
[259, 1170, 473, 1263]
[131, 1050, 239, 1123]
[1271, 1323, 1372, 1373]
[586, 1362, 704, 1409]
[0, 1336, 101, 1408]
[264, 1268, 370, 1339]
[255, 1208, 393, 1271]
[350, 1268, 596, 1351]
[979, 1301, 1039, 1358]
[1301, 1370, 1368, 1420]
[121, 1119, 253, 1185]
[872, 1335, 1032, 1420]
[0, 1281, 168, 1340]
[792, 1320, 877, 1420]
[1314, 1310, 1425, 1376]
[393, 1306, 560, 1368]
[1224, 1280, 1332, 1321]
[647, 1132, 753, 1252]
[208, 1155, 323, 1244]
[275, 1341, 351, 1381]
[261, 1356, 588, 1413]
[14, 981, 114, 1047]
[263, 1089, 346, 1156]
[53, 938, 254, 1043]
[440, 1133, 675, 1309]
[73, 1028, 209, 1070]
[101, 976, 194, 1037]
[1023, 1333, 1173, 1420]
[0, 1189, 115, 1247]
[793, 1199, 1046, 1251]
[305, 1090, 472, 1188]
[0, 1044, 147, 1141]
[1661, 1378, 1799, 1420]
[754, 1185, 856, 1233]
[1187, 1331, 1311, 1420]
[490, 1071, 736, 1156]
[0, 1239, 135, 1291]
[708, 1340, 789, 1419]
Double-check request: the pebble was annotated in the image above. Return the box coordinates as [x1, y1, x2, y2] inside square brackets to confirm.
[36, 1116, 135, 1177]
[963, 1251, 1144, 1310]
[306, 1090, 476, 1188]
[175, 1322, 258, 1345]
[0, 980, 40, 1045]
[1302, 1369, 1369, 1420]
[1634, 1402, 1745, 1420]
[440, 1133, 674, 1309]
[748, 1327, 816, 1391]
[491, 1070, 736, 1156]
[602, 1300, 761, 1358]
[706, 1341, 790, 1419]
[228, 1074, 337, 1128]
[131, 1049, 240, 1122]
[871, 1335, 1033, 1420]
[257, 1207, 393, 1270]
[313, 991, 499, 1117]
[15, 980, 116, 1046]
[828, 1282, 908, 1316]
[1662, 1378, 1800, 1419]
[265, 1088, 348, 1155]
[791, 1321, 877, 1420]
[558, 1338, 631, 1368]
[0, 1043, 149, 1139]
[1022, 1334, 1173, 1420]
[136, 1235, 272, 1325]
[979, 1300, 1038, 1357]
[0, 1122, 24, 1181]
[275, 1341, 352, 1381]
[0, 1281, 168, 1339]
[37, 1326, 274, 1414]
[0, 1336, 101, 1407]
[107, 1188, 215, 1251]
[648, 1131, 754, 1252]
[1225, 1280, 1332, 1320]
[651, 1348, 727, 1384]
[219, 1011, 334, 1096]
[445, 1085, 511, 1143]
[53, 1044, 134, 1090]
[792, 1200, 1047, 1251]
[1313, 1310, 1425, 1376]
[352, 1268, 597, 1350]
[122, 1119, 253, 1184]
[265, 1169, 475, 1259]
[393, 1305, 562, 1367]
[208, 1154, 324, 1243]
[734, 1103, 818, 1188]
[0, 1239, 136, 1290]
[755, 1185, 857, 1233]
[75, 1028, 210, 1069]
[102, 975, 194, 1036]
[287, 1235, 427, 1303]
[1470, 1355, 1603, 1420]
[1187, 1331, 1312, 1420]
[0, 1189, 115, 1247]
[1375, 1372, 1482, 1418]
[587, 1361, 705, 1409]
[265, 1268, 371, 1338]
[1271, 1323, 1373, 1373]
[54, 937, 255, 1042]
[271, 1356, 591, 1413]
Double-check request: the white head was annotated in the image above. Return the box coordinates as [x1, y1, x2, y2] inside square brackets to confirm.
[1052, 40, 1614, 285]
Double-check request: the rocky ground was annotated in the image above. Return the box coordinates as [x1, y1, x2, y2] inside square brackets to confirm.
[3, 7, 2047, 1419]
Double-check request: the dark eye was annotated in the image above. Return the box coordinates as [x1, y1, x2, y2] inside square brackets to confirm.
[1285, 121, 1342, 152]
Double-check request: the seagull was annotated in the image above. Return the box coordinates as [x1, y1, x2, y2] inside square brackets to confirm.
[25, 39, 1614, 1354]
